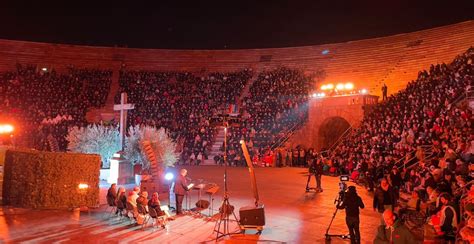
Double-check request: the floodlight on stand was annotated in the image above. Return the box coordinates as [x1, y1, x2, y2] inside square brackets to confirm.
[165, 172, 174, 181]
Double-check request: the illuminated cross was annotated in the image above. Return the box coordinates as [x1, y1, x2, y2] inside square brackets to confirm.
[114, 92, 134, 150]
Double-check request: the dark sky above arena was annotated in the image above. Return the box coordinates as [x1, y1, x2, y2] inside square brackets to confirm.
[0, 1, 473, 49]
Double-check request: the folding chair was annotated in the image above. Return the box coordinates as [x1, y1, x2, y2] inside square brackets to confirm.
[104, 195, 117, 219]
[148, 207, 167, 230]
[125, 202, 136, 224]
[137, 204, 150, 230]
[116, 200, 126, 219]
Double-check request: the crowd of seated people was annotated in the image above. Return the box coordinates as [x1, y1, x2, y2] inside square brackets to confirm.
[106, 184, 172, 229]
[223, 67, 313, 166]
[0, 64, 112, 150]
[316, 47, 473, 242]
[116, 69, 252, 164]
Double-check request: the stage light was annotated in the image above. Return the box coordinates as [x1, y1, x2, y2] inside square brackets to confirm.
[336, 83, 344, 90]
[239, 140, 244, 144]
[165, 172, 174, 181]
[312, 93, 318, 98]
[360, 89, 368, 94]
[41, 67, 48, 72]
[320, 85, 327, 90]
[78, 183, 89, 189]
[344, 83, 354, 90]
[326, 84, 334, 90]
[320, 92, 326, 97]
[0, 124, 14, 134]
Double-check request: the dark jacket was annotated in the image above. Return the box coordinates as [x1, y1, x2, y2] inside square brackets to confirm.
[373, 186, 396, 213]
[374, 219, 416, 244]
[310, 159, 324, 175]
[337, 192, 365, 218]
[174, 174, 189, 195]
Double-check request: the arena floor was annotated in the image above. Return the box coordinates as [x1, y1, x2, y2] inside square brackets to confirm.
[0, 166, 384, 243]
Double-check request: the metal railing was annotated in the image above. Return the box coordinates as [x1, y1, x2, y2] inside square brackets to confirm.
[318, 125, 354, 159]
[396, 144, 435, 170]
[270, 118, 306, 150]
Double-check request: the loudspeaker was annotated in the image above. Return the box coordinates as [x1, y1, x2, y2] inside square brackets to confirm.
[239, 204, 265, 226]
[195, 199, 210, 209]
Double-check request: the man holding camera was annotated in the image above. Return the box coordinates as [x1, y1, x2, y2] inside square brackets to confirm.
[337, 186, 365, 244]
[306, 155, 323, 192]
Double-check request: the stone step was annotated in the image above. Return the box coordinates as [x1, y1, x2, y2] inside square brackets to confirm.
[200, 159, 216, 166]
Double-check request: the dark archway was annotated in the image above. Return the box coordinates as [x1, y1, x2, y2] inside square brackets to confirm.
[318, 116, 350, 150]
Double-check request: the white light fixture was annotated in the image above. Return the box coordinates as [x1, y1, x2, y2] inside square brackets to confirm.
[78, 183, 89, 189]
[336, 83, 344, 90]
[165, 172, 174, 181]
[344, 83, 354, 90]
[0, 124, 14, 134]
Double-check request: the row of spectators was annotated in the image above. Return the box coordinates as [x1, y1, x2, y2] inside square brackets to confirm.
[0, 64, 112, 150]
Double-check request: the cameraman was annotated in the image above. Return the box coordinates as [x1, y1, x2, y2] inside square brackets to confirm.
[306, 154, 324, 192]
[337, 186, 365, 244]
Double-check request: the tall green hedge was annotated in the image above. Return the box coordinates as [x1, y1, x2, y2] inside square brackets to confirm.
[2, 149, 100, 209]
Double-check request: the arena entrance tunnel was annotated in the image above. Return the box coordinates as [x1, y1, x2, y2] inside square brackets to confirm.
[318, 116, 351, 150]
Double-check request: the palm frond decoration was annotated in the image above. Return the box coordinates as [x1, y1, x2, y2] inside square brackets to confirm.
[124, 125, 178, 170]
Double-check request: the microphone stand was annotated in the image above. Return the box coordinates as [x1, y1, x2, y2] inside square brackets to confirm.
[213, 116, 241, 240]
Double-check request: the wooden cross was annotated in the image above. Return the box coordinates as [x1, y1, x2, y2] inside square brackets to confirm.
[114, 92, 134, 150]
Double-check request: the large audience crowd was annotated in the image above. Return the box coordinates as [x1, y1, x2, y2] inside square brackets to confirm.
[0, 64, 112, 150]
[116, 69, 252, 164]
[322, 47, 473, 242]
[224, 67, 312, 167]
[0, 45, 472, 241]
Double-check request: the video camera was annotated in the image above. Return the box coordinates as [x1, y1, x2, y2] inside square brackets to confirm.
[335, 175, 349, 205]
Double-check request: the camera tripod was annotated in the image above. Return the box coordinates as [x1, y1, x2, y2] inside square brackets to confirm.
[324, 192, 350, 241]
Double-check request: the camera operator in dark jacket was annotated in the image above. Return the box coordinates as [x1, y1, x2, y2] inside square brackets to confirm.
[306, 154, 324, 192]
[337, 186, 365, 244]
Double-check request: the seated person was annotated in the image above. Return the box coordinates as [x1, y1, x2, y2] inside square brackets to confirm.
[459, 203, 474, 243]
[374, 209, 415, 244]
[429, 193, 458, 240]
[126, 187, 141, 218]
[106, 183, 117, 205]
[148, 192, 169, 228]
[406, 190, 423, 211]
[136, 191, 149, 214]
[116, 187, 127, 216]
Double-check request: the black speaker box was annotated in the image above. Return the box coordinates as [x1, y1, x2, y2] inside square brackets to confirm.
[239, 204, 265, 226]
[195, 199, 210, 209]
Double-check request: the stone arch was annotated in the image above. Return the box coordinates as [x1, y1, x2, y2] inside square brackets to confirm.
[318, 116, 351, 150]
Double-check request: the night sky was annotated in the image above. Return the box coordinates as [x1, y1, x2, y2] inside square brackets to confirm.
[0, 1, 472, 49]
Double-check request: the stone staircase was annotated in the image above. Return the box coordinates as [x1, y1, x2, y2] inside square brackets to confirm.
[85, 67, 121, 123]
[201, 127, 225, 165]
[239, 69, 259, 102]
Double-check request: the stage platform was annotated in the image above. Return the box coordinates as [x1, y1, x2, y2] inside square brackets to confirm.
[0, 166, 384, 243]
